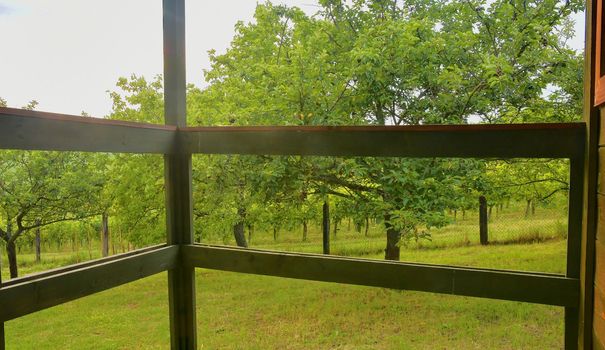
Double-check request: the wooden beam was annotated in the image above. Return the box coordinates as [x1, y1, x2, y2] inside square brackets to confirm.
[182, 244, 579, 307]
[0, 261, 3, 350]
[0, 107, 176, 153]
[567, 156, 586, 350]
[163, 0, 197, 348]
[0, 245, 178, 322]
[0, 244, 167, 288]
[180, 123, 585, 159]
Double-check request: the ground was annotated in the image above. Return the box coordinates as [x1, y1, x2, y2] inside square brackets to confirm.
[2, 207, 567, 349]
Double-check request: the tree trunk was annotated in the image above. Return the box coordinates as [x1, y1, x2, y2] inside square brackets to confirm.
[479, 196, 489, 245]
[7, 240, 18, 278]
[273, 227, 278, 241]
[233, 222, 247, 248]
[101, 212, 109, 257]
[332, 218, 338, 237]
[384, 215, 401, 261]
[35, 222, 41, 263]
[531, 200, 536, 215]
[525, 199, 531, 218]
[365, 217, 370, 237]
[302, 220, 308, 242]
[247, 224, 253, 244]
[322, 201, 330, 254]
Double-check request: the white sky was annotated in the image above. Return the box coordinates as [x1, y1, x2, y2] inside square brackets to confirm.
[0, 0, 585, 118]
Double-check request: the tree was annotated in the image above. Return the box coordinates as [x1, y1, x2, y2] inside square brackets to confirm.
[0, 151, 102, 277]
[187, 0, 583, 259]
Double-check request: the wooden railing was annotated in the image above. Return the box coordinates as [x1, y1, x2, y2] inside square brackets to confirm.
[0, 0, 588, 348]
[0, 106, 586, 349]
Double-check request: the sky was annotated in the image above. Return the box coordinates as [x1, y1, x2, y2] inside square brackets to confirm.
[0, 0, 585, 118]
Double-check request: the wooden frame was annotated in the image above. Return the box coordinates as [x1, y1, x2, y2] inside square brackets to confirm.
[0, 106, 588, 349]
[0, 0, 591, 348]
[594, 0, 605, 106]
[0, 245, 178, 322]
[183, 244, 579, 306]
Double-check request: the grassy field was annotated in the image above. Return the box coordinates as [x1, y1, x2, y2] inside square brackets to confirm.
[1, 207, 568, 349]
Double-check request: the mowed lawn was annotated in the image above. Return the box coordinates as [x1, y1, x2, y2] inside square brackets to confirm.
[4, 239, 566, 349]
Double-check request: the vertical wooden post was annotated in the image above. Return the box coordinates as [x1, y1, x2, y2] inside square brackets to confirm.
[580, 1, 599, 348]
[479, 196, 488, 245]
[566, 157, 585, 350]
[322, 201, 330, 254]
[163, 0, 197, 349]
[0, 261, 4, 350]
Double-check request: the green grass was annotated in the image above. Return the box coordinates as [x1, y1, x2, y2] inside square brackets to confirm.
[1, 206, 568, 349]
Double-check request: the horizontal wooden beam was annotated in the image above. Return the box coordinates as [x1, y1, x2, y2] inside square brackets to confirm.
[0, 107, 176, 153]
[0, 108, 585, 159]
[180, 123, 586, 159]
[0, 245, 178, 322]
[182, 244, 579, 307]
[0, 244, 168, 287]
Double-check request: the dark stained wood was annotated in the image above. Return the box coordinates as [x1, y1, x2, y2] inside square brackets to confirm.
[0, 107, 176, 154]
[569, 158, 585, 280]
[0, 245, 178, 322]
[566, 157, 585, 350]
[165, 154, 197, 350]
[0, 244, 167, 287]
[180, 123, 585, 159]
[163, 0, 197, 348]
[0, 263, 3, 350]
[182, 244, 579, 307]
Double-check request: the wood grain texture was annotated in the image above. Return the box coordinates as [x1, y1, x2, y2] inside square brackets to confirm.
[0, 107, 176, 153]
[0, 244, 168, 287]
[180, 123, 585, 159]
[0, 245, 177, 322]
[594, 284, 605, 349]
[597, 239, 605, 292]
[163, 0, 197, 348]
[599, 195, 605, 243]
[182, 244, 579, 307]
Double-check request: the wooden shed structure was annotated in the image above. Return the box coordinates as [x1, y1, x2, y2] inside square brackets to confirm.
[0, 0, 604, 348]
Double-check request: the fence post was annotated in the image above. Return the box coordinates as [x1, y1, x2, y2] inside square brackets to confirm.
[479, 196, 488, 245]
[163, 0, 197, 349]
[323, 201, 330, 254]
[0, 262, 4, 350]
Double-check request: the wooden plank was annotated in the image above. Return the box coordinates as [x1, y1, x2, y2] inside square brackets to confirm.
[564, 157, 584, 350]
[0, 260, 3, 350]
[594, 284, 605, 350]
[598, 194, 605, 242]
[596, 239, 605, 300]
[0, 244, 167, 287]
[163, 0, 197, 348]
[598, 148, 605, 195]
[0, 245, 178, 322]
[180, 123, 585, 159]
[0, 107, 176, 153]
[182, 244, 579, 307]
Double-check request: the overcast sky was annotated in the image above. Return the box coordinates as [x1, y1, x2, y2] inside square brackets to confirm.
[0, 0, 585, 118]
